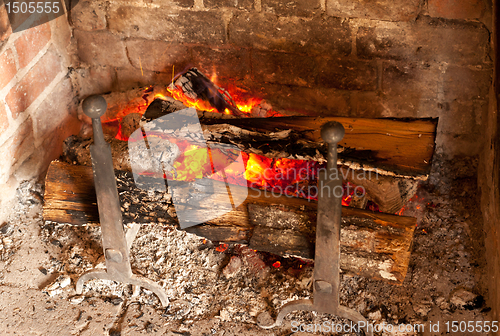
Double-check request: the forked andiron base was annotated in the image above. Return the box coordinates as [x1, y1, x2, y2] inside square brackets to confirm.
[75, 95, 169, 306]
[257, 122, 373, 336]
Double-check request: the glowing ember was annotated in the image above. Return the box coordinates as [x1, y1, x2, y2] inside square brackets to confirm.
[239, 153, 359, 205]
[215, 243, 228, 252]
[395, 193, 423, 217]
[110, 73, 386, 211]
[272, 261, 281, 268]
[167, 87, 220, 113]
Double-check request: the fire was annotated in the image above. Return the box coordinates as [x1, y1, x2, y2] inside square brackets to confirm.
[272, 261, 281, 268]
[166, 84, 264, 116]
[172, 145, 210, 181]
[165, 68, 275, 117]
[110, 71, 385, 211]
[240, 153, 359, 204]
[167, 87, 221, 113]
[396, 193, 423, 217]
[215, 243, 228, 252]
[243, 154, 267, 186]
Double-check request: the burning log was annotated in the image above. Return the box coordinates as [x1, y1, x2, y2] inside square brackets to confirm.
[142, 96, 437, 177]
[161, 69, 436, 176]
[62, 133, 418, 214]
[168, 68, 247, 117]
[64, 97, 424, 213]
[43, 161, 416, 284]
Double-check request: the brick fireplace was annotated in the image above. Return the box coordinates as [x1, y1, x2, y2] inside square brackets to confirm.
[0, 0, 499, 331]
[67, 0, 492, 155]
[0, 1, 80, 217]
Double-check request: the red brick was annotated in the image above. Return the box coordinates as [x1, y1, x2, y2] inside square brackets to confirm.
[0, 117, 34, 179]
[327, 0, 421, 21]
[262, 0, 321, 16]
[50, 13, 72, 55]
[33, 78, 75, 142]
[251, 50, 316, 87]
[108, 6, 225, 44]
[229, 12, 352, 56]
[8, 9, 51, 32]
[0, 3, 12, 43]
[7, 9, 31, 32]
[70, 0, 107, 31]
[356, 16, 489, 66]
[15, 23, 51, 68]
[0, 49, 17, 89]
[428, 0, 485, 20]
[0, 103, 8, 134]
[14, 114, 80, 182]
[74, 30, 129, 67]
[6, 48, 62, 119]
[126, 40, 191, 72]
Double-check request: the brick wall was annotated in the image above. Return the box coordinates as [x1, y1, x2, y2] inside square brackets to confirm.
[479, 2, 500, 332]
[0, 4, 81, 220]
[70, 0, 493, 159]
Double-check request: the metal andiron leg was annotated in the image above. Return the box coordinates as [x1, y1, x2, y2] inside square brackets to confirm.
[257, 121, 372, 336]
[75, 95, 169, 307]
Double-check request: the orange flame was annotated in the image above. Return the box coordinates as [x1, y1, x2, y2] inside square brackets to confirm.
[166, 81, 264, 116]
[167, 86, 220, 113]
[111, 80, 386, 212]
[215, 243, 228, 252]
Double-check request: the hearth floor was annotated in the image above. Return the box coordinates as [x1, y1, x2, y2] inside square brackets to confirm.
[0, 157, 492, 335]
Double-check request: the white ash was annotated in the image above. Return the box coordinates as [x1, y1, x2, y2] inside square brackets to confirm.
[0, 156, 487, 335]
[38, 221, 368, 333]
[38, 166, 489, 335]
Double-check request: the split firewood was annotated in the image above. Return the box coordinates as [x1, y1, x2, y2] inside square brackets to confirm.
[61, 133, 418, 214]
[43, 161, 416, 284]
[79, 93, 436, 177]
[143, 96, 437, 176]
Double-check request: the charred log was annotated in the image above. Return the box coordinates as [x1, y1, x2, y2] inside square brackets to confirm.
[43, 161, 416, 284]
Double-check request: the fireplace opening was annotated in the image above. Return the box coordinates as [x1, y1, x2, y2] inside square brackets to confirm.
[0, 0, 499, 334]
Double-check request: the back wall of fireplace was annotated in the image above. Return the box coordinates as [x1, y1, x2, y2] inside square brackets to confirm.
[71, 0, 492, 158]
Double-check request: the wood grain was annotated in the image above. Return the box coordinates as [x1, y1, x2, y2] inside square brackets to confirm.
[200, 115, 437, 175]
[44, 161, 416, 284]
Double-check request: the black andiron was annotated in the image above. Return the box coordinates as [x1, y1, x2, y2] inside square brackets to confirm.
[75, 95, 169, 306]
[257, 121, 373, 336]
